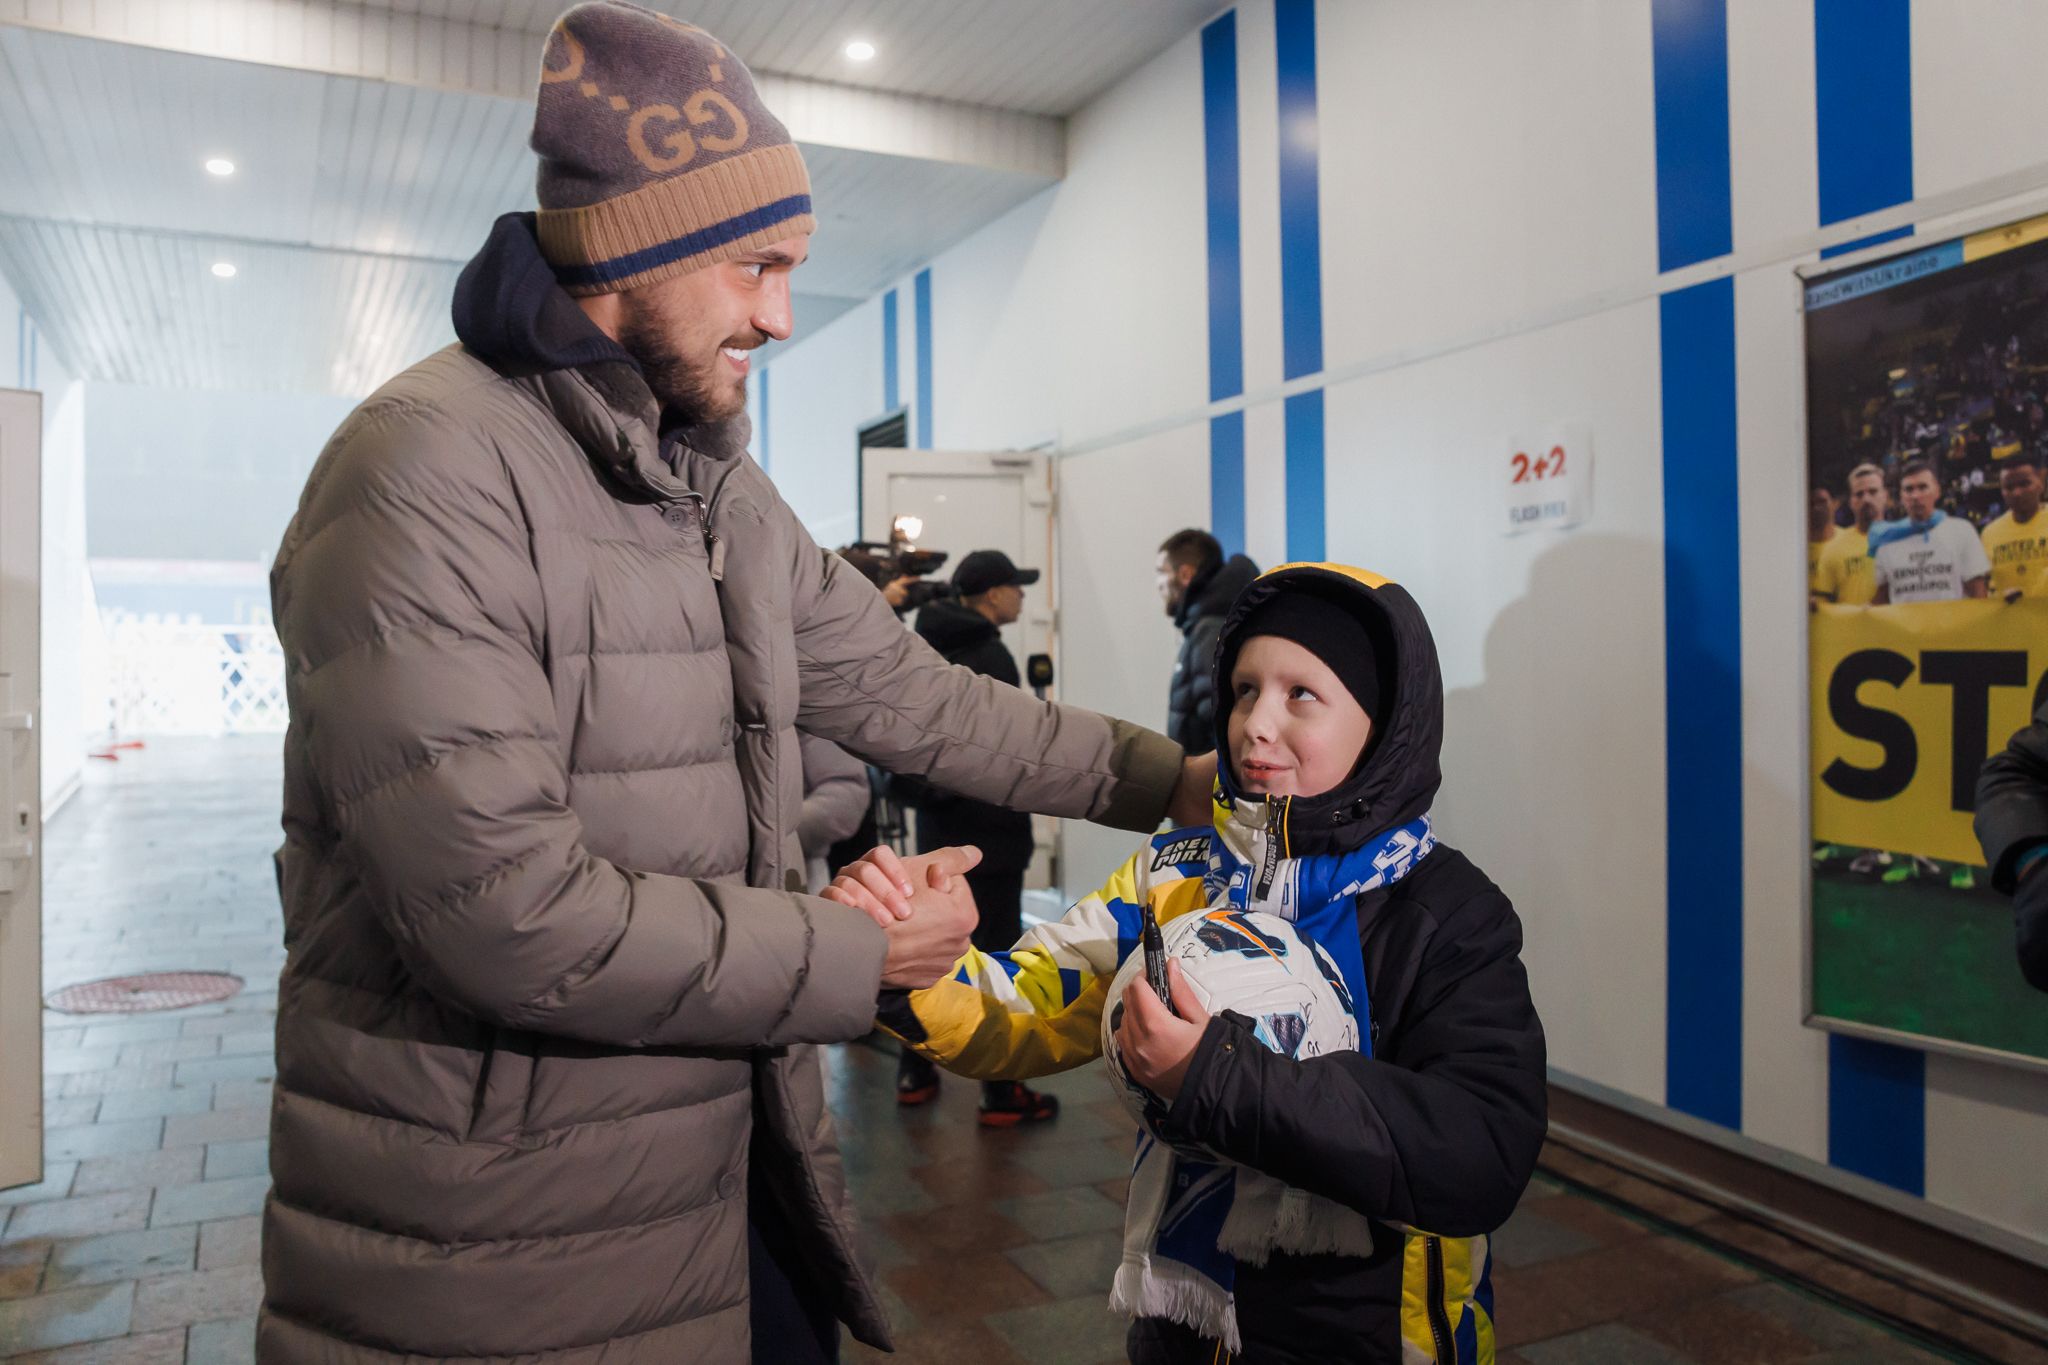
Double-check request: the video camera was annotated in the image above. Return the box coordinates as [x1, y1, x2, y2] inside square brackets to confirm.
[840, 516, 957, 613]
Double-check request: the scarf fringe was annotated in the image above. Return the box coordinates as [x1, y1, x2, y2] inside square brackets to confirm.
[1111, 1256, 1243, 1353]
[1217, 1182, 1375, 1267]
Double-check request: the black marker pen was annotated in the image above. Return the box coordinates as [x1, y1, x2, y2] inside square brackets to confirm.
[1140, 902, 1177, 1018]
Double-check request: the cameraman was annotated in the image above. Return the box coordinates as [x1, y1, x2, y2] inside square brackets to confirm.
[896, 551, 1059, 1126]
[837, 545, 922, 615]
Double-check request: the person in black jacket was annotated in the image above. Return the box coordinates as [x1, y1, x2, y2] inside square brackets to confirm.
[1159, 529, 1260, 755]
[876, 563, 1546, 1362]
[896, 549, 1060, 1125]
[1977, 698, 2048, 990]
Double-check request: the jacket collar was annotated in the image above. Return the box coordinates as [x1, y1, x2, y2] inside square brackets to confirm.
[1175, 554, 1261, 633]
[452, 212, 752, 503]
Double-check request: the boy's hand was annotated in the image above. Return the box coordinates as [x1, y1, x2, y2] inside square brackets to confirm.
[823, 844, 982, 926]
[1116, 960, 1211, 1101]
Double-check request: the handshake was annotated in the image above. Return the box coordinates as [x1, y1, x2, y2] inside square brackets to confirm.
[821, 844, 984, 991]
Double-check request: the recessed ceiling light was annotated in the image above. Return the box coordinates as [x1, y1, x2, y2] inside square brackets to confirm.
[204, 157, 235, 177]
[844, 39, 876, 62]
[210, 262, 237, 279]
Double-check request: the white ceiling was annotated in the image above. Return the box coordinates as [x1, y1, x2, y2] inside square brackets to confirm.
[344, 0, 1223, 118]
[0, 13, 1096, 393]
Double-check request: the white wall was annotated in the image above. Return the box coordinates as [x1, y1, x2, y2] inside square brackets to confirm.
[755, 0, 2048, 1259]
[84, 382, 354, 570]
[0, 288, 87, 812]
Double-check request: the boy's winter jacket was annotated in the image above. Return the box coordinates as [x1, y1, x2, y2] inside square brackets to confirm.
[884, 564, 1547, 1363]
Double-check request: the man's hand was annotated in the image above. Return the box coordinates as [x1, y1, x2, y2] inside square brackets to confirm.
[1167, 752, 1219, 828]
[883, 576, 916, 610]
[823, 844, 982, 925]
[864, 853, 983, 990]
[1115, 960, 1211, 1101]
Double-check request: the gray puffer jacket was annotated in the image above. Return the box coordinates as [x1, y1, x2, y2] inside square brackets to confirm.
[259, 215, 1181, 1362]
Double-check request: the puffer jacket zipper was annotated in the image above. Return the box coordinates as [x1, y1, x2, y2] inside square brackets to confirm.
[665, 490, 726, 580]
[1424, 1235, 1454, 1364]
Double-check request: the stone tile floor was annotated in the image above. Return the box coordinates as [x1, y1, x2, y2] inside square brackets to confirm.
[0, 736, 2028, 1362]
[5, 737, 284, 1363]
[827, 1036, 2023, 1365]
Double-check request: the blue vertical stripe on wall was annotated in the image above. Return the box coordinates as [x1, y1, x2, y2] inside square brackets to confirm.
[14, 309, 23, 389]
[1283, 392, 1325, 561]
[1814, 0, 1926, 1196]
[1827, 1035, 1926, 1195]
[1201, 12, 1246, 557]
[1210, 413, 1246, 556]
[1652, 0, 1743, 1130]
[914, 269, 933, 450]
[1275, 0, 1325, 562]
[1658, 278, 1744, 1128]
[1650, 0, 1734, 272]
[882, 289, 900, 414]
[1816, 0, 1912, 228]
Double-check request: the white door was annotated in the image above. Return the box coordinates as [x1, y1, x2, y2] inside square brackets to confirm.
[0, 390, 42, 1192]
[860, 449, 1059, 885]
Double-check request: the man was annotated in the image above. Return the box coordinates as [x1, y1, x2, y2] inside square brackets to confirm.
[261, 7, 1211, 1361]
[1814, 463, 1892, 875]
[1807, 482, 1839, 596]
[1813, 463, 1887, 605]
[1982, 454, 2048, 601]
[895, 550, 1059, 1124]
[1870, 459, 1990, 604]
[1158, 528, 1260, 753]
[1868, 459, 1988, 889]
[1977, 698, 2048, 990]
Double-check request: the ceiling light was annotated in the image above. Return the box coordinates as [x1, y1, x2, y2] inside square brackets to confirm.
[204, 157, 235, 177]
[211, 262, 237, 279]
[844, 39, 876, 62]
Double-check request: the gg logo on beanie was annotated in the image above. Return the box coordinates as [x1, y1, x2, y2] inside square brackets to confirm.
[531, 1, 816, 296]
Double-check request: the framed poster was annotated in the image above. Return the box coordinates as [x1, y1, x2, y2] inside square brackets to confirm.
[1803, 213, 2048, 1070]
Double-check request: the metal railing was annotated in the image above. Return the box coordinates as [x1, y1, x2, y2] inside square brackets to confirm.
[102, 616, 287, 736]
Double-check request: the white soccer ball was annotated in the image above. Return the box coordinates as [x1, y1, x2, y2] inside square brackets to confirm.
[1100, 908, 1359, 1141]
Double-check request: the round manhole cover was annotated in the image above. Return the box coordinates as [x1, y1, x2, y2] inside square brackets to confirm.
[46, 971, 245, 1014]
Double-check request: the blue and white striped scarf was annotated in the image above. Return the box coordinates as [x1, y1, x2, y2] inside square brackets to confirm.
[1110, 813, 1436, 1349]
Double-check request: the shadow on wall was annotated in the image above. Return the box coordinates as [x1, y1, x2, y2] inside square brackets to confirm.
[1435, 532, 1752, 1084]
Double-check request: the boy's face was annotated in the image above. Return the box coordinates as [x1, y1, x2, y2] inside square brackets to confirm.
[1226, 635, 1373, 799]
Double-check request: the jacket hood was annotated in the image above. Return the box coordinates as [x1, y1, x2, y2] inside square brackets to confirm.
[1211, 563, 1443, 858]
[914, 597, 999, 656]
[451, 212, 754, 500]
[1176, 553, 1261, 633]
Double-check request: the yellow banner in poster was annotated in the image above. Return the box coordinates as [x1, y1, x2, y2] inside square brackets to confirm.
[1811, 599, 2048, 865]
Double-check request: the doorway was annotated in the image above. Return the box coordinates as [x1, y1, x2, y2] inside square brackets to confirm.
[0, 388, 44, 1193]
[858, 448, 1060, 889]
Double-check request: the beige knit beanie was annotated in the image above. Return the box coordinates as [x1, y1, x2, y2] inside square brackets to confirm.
[531, 2, 815, 296]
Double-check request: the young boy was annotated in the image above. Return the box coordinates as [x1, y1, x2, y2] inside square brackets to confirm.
[871, 564, 1547, 1363]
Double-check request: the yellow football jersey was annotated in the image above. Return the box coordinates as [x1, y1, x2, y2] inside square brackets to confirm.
[1814, 527, 1876, 605]
[1982, 510, 2048, 597]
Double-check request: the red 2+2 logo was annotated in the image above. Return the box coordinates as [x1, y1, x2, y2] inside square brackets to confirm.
[1511, 445, 1567, 484]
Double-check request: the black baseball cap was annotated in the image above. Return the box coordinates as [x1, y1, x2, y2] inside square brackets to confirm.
[953, 549, 1041, 597]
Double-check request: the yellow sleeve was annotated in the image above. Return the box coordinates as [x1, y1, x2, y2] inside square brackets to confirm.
[879, 839, 1212, 1080]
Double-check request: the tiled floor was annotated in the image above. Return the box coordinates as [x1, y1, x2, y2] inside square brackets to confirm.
[0, 737, 2022, 1362]
[5, 737, 284, 1363]
[826, 1037, 2002, 1365]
